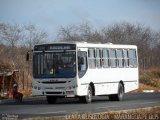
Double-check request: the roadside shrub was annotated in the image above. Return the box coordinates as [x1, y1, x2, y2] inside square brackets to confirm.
[140, 74, 158, 87]
[150, 68, 160, 78]
[140, 68, 160, 87]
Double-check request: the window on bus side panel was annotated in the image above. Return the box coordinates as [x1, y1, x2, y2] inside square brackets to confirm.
[102, 49, 109, 68]
[96, 49, 102, 68]
[117, 49, 123, 68]
[128, 49, 137, 68]
[88, 48, 96, 69]
[123, 49, 129, 67]
[78, 51, 88, 78]
[109, 49, 117, 68]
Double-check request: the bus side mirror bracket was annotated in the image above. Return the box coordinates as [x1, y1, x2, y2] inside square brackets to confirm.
[26, 52, 29, 61]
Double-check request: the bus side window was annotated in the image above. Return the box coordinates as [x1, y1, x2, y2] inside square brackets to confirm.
[78, 57, 85, 70]
[109, 49, 117, 68]
[102, 49, 109, 68]
[96, 49, 102, 68]
[128, 49, 137, 68]
[88, 49, 96, 69]
[117, 49, 123, 68]
[78, 51, 88, 78]
[123, 49, 129, 67]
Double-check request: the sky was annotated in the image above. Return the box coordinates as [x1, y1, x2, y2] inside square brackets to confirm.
[0, 0, 160, 40]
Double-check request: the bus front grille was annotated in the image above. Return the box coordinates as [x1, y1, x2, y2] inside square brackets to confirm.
[42, 81, 66, 84]
[46, 92, 62, 94]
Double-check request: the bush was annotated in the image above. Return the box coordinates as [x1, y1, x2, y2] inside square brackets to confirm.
[140, 74, 157, 87]
[140, 68, 160, 87]
[150, 68, 160, 78]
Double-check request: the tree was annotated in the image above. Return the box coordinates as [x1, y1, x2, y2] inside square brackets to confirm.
[0, 23, 22, 48]
[58, 22, 99, 42]
[58, 22, 160, 69]
[23, 24, 48, 49]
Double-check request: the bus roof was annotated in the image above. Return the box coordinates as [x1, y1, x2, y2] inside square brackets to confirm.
[76, 42, 137, 49]
[35, 41, 137, 49]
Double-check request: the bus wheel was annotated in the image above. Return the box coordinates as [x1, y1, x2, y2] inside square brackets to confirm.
[46, 96, 57, 104]
[109, 83, 124, 101]
[79, 86, 92, 104]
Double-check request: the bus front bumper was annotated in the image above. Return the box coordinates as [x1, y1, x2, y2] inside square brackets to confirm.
[32, 87, 76, 97]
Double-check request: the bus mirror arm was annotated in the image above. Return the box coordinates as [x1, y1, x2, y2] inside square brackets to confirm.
[26, 50, 33, 61]
[26, 52, 29, 61]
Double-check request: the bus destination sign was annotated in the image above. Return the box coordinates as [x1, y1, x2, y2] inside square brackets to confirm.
[34, 44, 76, 51]
[49, 45, 71, 50]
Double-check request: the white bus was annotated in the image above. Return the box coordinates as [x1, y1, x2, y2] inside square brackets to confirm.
[30, 42, 139, 104]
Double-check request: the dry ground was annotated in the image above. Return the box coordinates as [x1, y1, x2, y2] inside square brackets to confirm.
[26, 106, 160, 120]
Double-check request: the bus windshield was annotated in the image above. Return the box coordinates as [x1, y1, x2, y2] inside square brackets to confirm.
[33, 51, 76, 78]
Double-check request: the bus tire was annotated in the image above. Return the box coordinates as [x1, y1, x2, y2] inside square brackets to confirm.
[109, 83, 124, 101]
[46, 96, 57, 104]
[79, 85, 92, 104]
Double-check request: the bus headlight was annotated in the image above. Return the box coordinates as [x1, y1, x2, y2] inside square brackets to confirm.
[38, 87, 41, 90]
[33, 86, 37, 89]
[33, 85, 41, 90]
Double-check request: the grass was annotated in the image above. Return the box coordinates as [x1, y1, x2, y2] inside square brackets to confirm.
[138, 83, 160, 92]
[139, 68, 160, 91]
